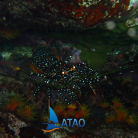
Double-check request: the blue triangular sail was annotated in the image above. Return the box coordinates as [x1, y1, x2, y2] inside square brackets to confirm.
[46, 107, 60, 130]
[49, 107, 59, 123]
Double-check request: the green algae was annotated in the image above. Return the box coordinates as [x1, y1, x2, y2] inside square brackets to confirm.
[44, 24, 135, 68]
[75, 44, 107, 69]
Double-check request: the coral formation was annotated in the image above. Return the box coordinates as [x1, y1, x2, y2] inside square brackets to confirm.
[127, 114, 137, 125]
[106, 114, 116, 123]
[4, 95, 38, 122]
[48, 0, 132, 27]
[53, 104, 66, 116]
[5, 95, 25, 111]
[115, 107, 129, 121]
[104, 97, 137, 125]
[75, 104, 91, 119]
[0, 28, 20, 40]
[112, 97, 124, 110]
[54, 104, 91, 119]
[67, 104, 77, 111]
[17, 104, 38, 122]
[100, 100, 109, 108]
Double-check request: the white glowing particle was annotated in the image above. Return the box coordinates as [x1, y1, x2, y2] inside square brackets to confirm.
[105, 21, 116, 30]
[127, 28, 137, 37]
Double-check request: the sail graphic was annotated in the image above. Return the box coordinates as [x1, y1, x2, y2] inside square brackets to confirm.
[42, 107, 60, 132]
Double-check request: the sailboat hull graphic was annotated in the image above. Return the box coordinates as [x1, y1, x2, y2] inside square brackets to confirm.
[42, 107, 60, 132]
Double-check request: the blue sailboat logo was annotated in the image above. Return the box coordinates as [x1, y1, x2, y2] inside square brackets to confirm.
[42, 107, 60, 132]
